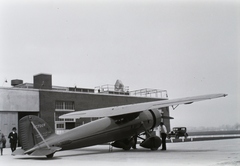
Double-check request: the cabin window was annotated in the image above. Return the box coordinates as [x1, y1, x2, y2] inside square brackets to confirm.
[113, 112, 139, 125]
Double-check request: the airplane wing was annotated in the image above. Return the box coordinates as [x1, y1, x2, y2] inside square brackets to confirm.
[60, 93, 227, 119]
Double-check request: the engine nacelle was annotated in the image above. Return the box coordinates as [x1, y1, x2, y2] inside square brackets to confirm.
[140, 136, 161, 150]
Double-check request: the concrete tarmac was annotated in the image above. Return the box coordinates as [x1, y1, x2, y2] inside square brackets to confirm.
[1, 138, 239, 166]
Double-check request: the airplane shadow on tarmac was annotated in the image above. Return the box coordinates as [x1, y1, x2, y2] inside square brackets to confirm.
[14, 147, 217, 160]
[56, 147, 217, 159]
[14, 148, 151, 160]
[14, 148, 118, 160]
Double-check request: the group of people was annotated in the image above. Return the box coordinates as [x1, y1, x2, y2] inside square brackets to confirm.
[0, 127, 18, 155]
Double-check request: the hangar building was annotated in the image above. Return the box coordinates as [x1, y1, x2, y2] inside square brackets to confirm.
[0, 74, 170, 147]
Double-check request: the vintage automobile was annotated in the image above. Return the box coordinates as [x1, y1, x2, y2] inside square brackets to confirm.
[167, 127, 188, 139]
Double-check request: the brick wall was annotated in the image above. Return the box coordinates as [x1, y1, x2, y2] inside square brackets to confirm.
[39, 90, 170, 131]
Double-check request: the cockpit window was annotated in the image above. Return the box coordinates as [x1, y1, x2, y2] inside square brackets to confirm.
[112, 112, 140, 124]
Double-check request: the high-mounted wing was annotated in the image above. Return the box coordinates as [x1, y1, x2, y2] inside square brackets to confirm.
[60, 93, 227, 119]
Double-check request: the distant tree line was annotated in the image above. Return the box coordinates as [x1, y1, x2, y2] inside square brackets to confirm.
[188, 123, 240, 131]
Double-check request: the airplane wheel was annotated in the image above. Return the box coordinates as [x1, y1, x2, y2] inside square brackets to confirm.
[123, 146, 131, 151]
[151, 147, 158, 151]
[46, 153, 54, 158]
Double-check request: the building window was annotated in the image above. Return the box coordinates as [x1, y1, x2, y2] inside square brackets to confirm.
[65, 101, 74, 110]
[55, 101, 75, 111]
[56, 123, 64, 129]
[55, 112, 76, 134]
[55, 112, 75, 122]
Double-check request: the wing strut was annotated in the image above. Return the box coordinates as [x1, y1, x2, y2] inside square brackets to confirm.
[140, 121, 153, 137]
[172, 104, 179, 110]
[30, 121, 50, 149]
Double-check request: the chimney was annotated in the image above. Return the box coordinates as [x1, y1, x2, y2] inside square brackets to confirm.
[33, 74, 52, 89]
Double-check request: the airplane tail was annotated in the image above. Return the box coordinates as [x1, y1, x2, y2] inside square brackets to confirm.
[19, 115, 55, 151]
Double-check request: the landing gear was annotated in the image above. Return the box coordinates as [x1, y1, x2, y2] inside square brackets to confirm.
[138, 122, 162, 151]
[111, 137, 134, 150]
[139, 135, 161, 150]
[46, 153, 54, 159]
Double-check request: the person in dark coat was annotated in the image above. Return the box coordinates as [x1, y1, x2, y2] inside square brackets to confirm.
[8, 127, 18, 152]
[160, 122, 167, 150]
[0, 129, 6, 155]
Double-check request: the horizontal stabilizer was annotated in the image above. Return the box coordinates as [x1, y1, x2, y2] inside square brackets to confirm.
[29, 147, 62, 156]
[12, 149, 25, 156]
[162, 116, 174, 119]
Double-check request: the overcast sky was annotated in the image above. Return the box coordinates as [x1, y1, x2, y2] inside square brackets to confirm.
[0, 0, 239, 129]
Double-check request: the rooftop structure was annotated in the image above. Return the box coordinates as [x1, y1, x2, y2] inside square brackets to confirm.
[10, 73, 168, 99]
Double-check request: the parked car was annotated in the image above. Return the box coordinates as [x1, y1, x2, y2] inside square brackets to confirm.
[167, 127, 188, 139]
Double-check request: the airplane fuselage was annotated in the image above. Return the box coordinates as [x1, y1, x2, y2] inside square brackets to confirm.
[35, 109, 162, 151]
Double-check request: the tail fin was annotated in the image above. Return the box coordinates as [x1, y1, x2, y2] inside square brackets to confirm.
[19, 115, 54, 151]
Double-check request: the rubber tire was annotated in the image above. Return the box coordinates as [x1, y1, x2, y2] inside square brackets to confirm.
[46, 153, 54, 158]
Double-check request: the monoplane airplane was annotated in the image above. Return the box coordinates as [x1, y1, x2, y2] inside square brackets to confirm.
[13, 93, 227, 158]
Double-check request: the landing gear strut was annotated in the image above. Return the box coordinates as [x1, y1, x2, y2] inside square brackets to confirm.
[138, 122, 162, 150]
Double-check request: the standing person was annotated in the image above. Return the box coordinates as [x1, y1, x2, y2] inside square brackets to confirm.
[8, 127, 18, 152]
[160, 122, 167, 150]
[0, 130, 6, 155]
